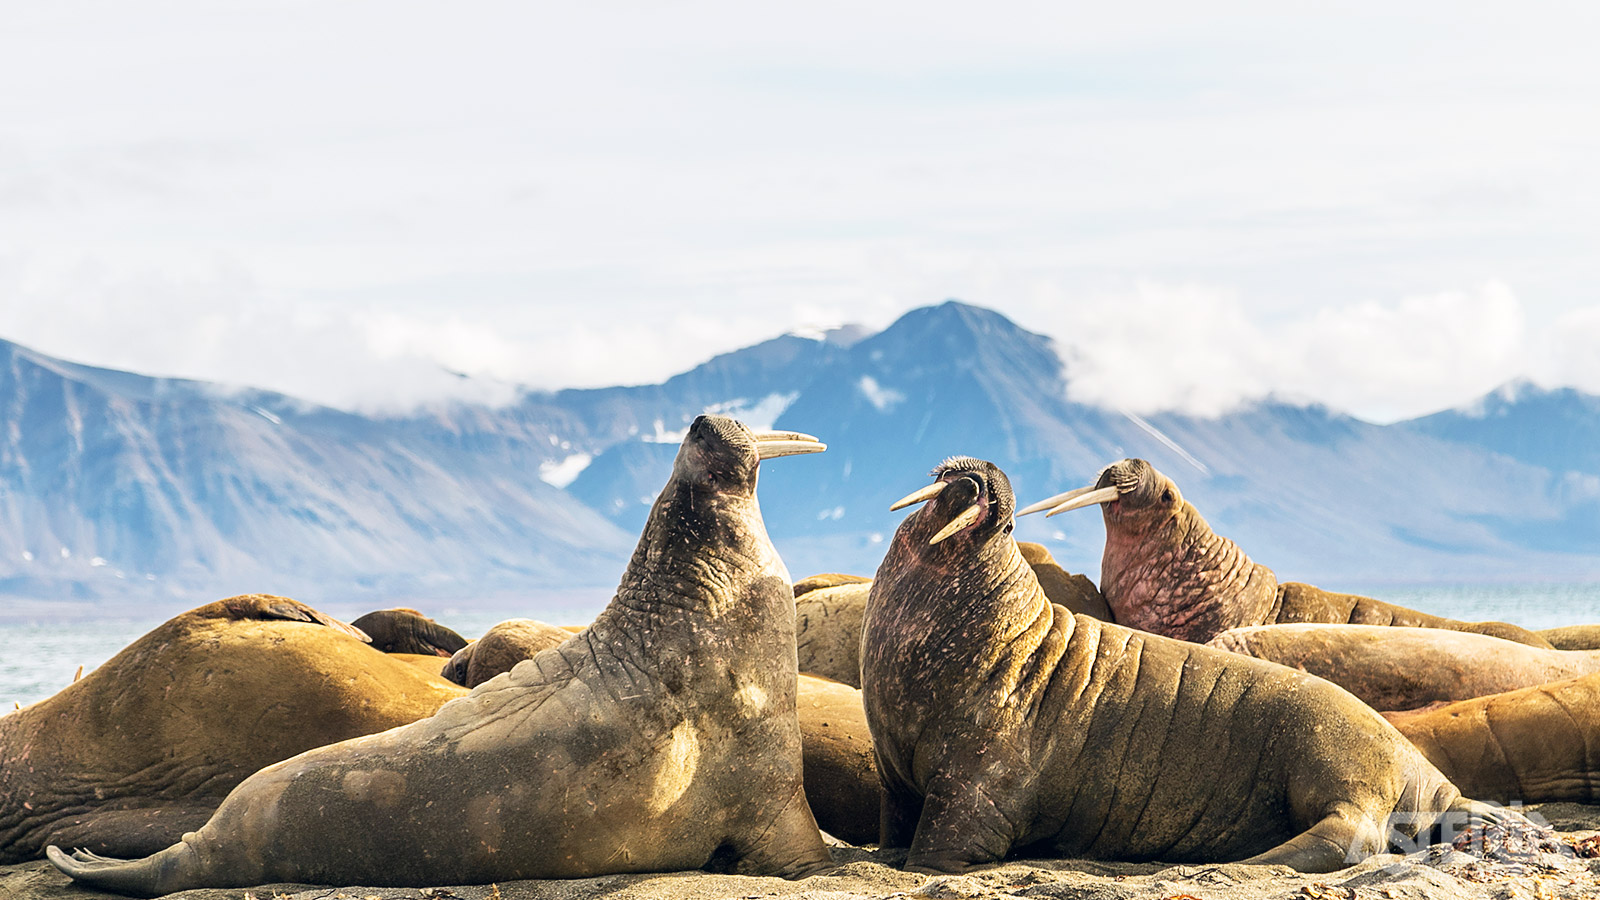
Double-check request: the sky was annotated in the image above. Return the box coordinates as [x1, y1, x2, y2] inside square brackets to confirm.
[2, 2, 1599, 423]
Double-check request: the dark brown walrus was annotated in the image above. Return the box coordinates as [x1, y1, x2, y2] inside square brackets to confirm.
[863, 457, 1531, 874]
[49, 417, 834, 895]
[1209, 623, 1600, 711]
[1021, 458, 1549, 647]
[1381, 672, 1600, 804]
[0, 595, 466, 865]
[349, 608, 469, 657]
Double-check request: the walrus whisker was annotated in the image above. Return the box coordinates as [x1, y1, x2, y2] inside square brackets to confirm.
[889, 482, 947, 511]
[1017, 485, 1097, 517]
[929, 503, 983, 545]
[1044, 486, 1122, 517]
[755, 439, 828, 459]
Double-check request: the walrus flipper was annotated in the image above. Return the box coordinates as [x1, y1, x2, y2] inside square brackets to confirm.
[219, 595, 370, 643]
[45, 844, 189, 899]
[1240, 804, 1380, 873]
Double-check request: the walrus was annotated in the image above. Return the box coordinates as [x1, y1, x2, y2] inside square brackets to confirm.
[1021, 458, 1549, 647]
[795, 581, 872, 688]
[1381, 672, 1600, 804]
[862, 457, 1531, 874]
[793, 573, 872, 597]
[1208, 623, 1600, 710]
[349, 608, 469, 657]
[49, 417, 834, 894]
[422, 612, 880, 845]
[0, 595, 465, 865]
[441, 618, 574, 687]
[1537, 624, 1600, 651]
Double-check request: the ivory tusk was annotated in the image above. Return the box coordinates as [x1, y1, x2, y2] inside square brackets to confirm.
[1017, 484, 1097, 517]
[889, 481, 947, 511]
[755, 440, 827, 460]
[1045, 485, 1123, 516]
[929, 503, 983, 545]
[750, 430, 821, 444]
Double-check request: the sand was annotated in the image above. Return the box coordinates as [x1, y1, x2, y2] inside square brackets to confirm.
[5, 803, 1599, 900]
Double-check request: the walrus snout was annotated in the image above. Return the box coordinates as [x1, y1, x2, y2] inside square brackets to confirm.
[1018, 458, 1175, 519]
[888, 457, 1014, 545]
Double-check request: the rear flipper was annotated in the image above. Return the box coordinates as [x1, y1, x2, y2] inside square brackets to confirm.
[46, 843, 191, 898]
[1240, 804, 1382, 873]
[1443, 799, 1569, 860]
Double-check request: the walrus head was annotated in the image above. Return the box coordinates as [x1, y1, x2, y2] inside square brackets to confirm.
[670, 415, 826, 499]
[887, 456, 1016, 551]
[1017, 458, 1181, 531]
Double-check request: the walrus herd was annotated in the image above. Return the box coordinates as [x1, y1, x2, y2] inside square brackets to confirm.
[2, 425, 1593, 895]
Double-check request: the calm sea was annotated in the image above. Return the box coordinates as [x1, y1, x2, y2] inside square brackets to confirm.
[3, 582, 1600, 711]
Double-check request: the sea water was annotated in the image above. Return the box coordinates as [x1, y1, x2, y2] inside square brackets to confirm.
[2, 582, 1600, 711]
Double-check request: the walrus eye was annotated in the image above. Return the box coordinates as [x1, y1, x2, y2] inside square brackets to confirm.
[1161, 489, 1174, 504]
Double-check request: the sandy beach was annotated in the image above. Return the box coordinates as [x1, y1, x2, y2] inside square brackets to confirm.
[5, 803, 1596, 900]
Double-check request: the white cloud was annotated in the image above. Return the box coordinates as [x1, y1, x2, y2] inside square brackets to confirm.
[1045, 281, 1533, 422]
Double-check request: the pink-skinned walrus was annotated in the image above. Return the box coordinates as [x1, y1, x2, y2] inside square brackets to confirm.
[1021, 458, 1549, 647]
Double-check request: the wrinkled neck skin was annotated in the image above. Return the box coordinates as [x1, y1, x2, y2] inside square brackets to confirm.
[864, 512, 1065, 780]
[587, 480, 795, 702]
[1098, 500, 1278, 643]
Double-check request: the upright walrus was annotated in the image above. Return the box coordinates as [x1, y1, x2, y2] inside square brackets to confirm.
[1, 596, 465, 865]
[1021, 458, 1549, 646]
[863, 457, 1530, 874]
[49, 417, 835, 894]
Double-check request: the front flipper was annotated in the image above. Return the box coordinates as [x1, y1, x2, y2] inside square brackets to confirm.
[903, 771, 1023, 874]
[731, 785, 833, 879]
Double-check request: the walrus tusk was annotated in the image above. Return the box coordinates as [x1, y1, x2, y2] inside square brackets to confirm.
[928, 503, 983, 545]
[73, 665, 82, 683]
[755, 438, 827, 459]
[1045, 486, 1122, 517]
[751, 430, 821, 444]
[1017, 485, 1099, 517]
[889, 481, 947, 511]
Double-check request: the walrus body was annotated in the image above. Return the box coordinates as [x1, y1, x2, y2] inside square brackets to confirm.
[1383, 673, 1600, 803]
[418, 607, 880, 845]
[1022, 459, 1548, 647]
[795, 582, 871, 688]
[48, 417, 833, 895]
[793, 675, 879, 845]
[1537, 624, 1600, 651]
[441, 618, 574, 687]
[0, 596, 464, 865]
[864, 458, 1514, 874]
[1209, 623, 1600, 710]
[349, 608, 468, 657]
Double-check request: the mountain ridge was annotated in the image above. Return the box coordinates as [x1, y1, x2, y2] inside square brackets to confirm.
[1, 302, 1596, 613]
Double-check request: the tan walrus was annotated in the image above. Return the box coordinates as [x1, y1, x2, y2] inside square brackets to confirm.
[1382, 672, 1600, 804]
[1021, 458, 1549, 646]
[422, 610, 880, 845]
[863, 457, 1534, 874]
[1208, 623, 1600, 710]
[0, 596, 466, 865]
[49, 417, 834, 894]
[440, 618, 574, 687]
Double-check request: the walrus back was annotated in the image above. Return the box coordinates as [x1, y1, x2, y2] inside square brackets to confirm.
[1272, 582, 1551, 647]
[1029, 614, 1462, 862]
